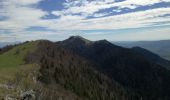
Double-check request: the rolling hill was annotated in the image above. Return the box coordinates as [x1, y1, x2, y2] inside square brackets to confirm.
[58, 36, 170, 100]
[0, 36, 170, 100]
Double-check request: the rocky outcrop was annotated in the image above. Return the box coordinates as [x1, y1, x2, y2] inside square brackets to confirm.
[20, 90, 35, 100]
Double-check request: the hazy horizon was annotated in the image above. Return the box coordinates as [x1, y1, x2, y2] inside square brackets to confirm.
[1, 35, 170, 44]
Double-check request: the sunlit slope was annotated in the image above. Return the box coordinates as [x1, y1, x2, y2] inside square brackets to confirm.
[0, 41, 38, 83]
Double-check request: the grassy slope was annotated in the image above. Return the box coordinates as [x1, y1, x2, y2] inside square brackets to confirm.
[0, 41, 81, 100]
[0, 41, 39, 98]
[0, 41, 84, 100]
[0, 41, 38, 83]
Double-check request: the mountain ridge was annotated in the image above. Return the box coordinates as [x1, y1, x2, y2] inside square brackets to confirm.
[58, 36, 170, 99]
[0, 36, 170, 99]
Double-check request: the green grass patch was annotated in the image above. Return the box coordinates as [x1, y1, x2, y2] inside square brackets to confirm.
[0, 64, 40, 98]
[0, 41, 38, 83]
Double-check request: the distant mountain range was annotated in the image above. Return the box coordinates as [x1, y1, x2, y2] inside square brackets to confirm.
[0, 42, 19, 48]
[114, 40, 170, 61]
[0, 42, 10, 48]
[0, 36, 170, 100]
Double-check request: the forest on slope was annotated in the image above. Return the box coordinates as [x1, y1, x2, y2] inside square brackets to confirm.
[0, 36, 170, 100]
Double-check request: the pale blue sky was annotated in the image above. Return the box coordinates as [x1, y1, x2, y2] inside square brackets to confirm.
[0, 0, 170, 42]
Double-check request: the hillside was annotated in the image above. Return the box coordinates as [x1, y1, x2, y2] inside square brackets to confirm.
[114, 40, 170, 60]
[0, 41, 39, 98]
[0, 40, 137, 100]
[59, 36, 170, 99]
[0, 41, 38, 83]
[0, 37, 170, 100]
[0, 41, 84, 100]
[25, 40, 141, 100]
[132, 47, 170, 69]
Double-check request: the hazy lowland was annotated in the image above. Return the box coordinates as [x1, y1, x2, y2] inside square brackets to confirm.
[114, 40, 170, 61]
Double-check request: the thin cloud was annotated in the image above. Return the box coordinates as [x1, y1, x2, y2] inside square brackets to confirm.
[0, 0, 170, 42]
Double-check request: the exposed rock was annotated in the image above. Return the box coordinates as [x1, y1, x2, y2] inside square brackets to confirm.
[20, 90, 35, 100]
[4, 95, 17, 100]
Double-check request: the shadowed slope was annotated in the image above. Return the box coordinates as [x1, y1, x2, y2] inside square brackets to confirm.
[132, 46, 170, 69]
[114, 40, 170, 60]
[1, 37, 170, 100]
[59, 36, 170, 100]
[25, 40, 141, 100]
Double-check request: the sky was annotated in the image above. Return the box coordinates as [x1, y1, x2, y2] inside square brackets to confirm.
[0, 0, 170, 42]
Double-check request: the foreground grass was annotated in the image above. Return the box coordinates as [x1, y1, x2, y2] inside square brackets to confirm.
[0, 41, 39, 98]
[0, 41, 38, 83]
[0, 41, 38, 68]
[0, 64, 40, 99]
